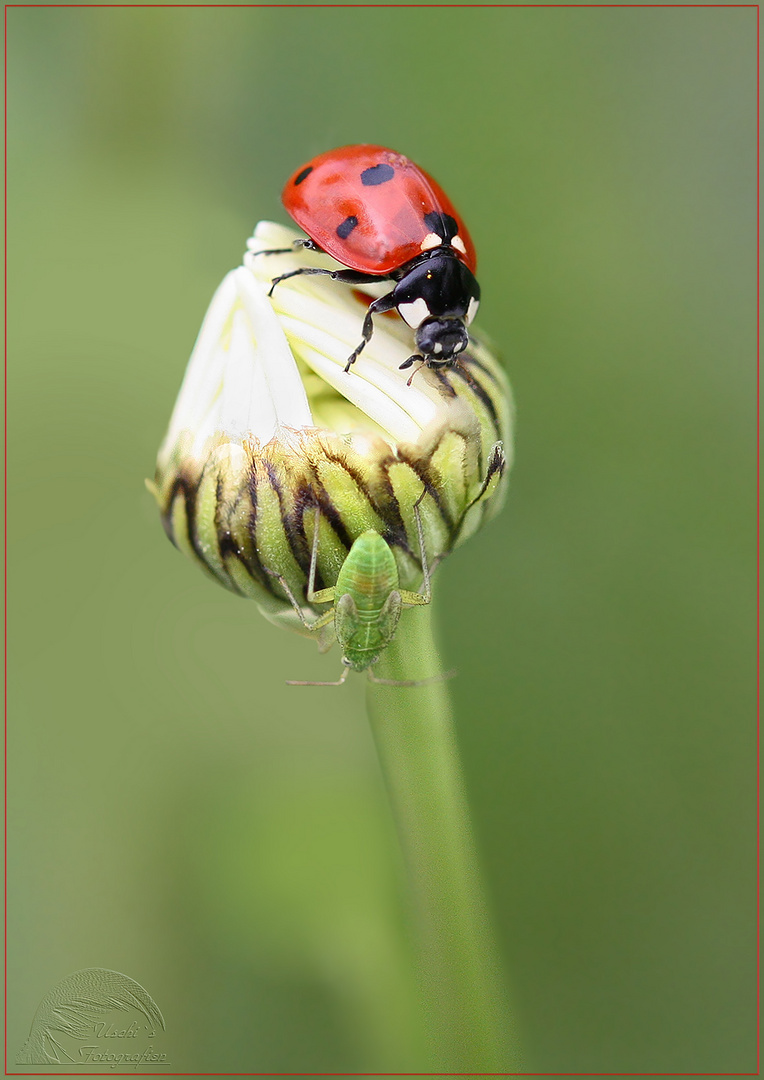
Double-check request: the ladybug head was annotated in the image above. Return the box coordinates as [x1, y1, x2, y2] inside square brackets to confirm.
[414, 316, 469, 365]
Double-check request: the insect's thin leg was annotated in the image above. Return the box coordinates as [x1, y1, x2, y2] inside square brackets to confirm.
[399, 489, 432, 607]
[344, 292, 397, 372]
[268, 265, 390, 299]
[250, 239, 320, 257]
[263, 567, 334, 632]
[267, 266, 335, 297]
[327, 269, 390, 285]
[286, 664, 351, 687]
[366, 667, 457, 688]
[249, 247, 296, 258]
[304, 506, 336, 605]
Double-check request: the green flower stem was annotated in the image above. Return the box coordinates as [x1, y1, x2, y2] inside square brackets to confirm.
[366, 603, 520, 1072]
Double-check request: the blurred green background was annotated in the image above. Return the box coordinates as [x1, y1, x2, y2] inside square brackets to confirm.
[7, 5, 756, 1073]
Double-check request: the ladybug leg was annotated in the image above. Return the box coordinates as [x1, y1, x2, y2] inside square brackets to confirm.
[267, 266, 385, 299]
[250, 238, 322, 258]
[344, 292, 397, 372]
[252, 247, 297, 258]
[267, 266, 334, 297]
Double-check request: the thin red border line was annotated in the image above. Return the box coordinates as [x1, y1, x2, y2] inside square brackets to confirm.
[2, 2, 760, 6]
[2, 2, 760, 1080]
[2, 6, 760, 1080]
[756, 2, 761, 1076]
[4, 2, 8, 1078]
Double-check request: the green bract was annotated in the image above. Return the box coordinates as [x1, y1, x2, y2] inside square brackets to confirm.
[152, 222, 513, 640]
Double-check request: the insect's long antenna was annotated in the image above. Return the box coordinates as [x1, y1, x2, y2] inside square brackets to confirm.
[405, 360, 427, 387]
[263, 567, 317, 630]
[367, 667, 457, 688]
[286, 665, 350, 688]
[413, 487, 431, 601]
[306, 505, 321, 599]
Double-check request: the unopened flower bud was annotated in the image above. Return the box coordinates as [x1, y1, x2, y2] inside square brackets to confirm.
[151, 222, 513, 638]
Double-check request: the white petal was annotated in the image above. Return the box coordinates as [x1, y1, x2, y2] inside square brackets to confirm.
[232, 268, 313, 432]
[159, 271, 238, 462]
[218, 308, 278, 442]
[291, 341, 426, 444]
[267, 282, 443, 429]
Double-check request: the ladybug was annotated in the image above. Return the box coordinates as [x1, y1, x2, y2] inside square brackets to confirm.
[264, 144, 480, 380]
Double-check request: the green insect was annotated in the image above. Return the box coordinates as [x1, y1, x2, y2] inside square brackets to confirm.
[268, 492, 441, 686]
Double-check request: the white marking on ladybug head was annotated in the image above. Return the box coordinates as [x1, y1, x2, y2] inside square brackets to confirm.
[451, 235, 467, 255]
[420, 232, 441, 251]
[398, 297, 431, 328]
[466, 296, 480, 325]
[433, 342, 443, 354]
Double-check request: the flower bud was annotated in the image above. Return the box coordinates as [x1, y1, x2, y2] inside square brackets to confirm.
[151, 222, 513, 638]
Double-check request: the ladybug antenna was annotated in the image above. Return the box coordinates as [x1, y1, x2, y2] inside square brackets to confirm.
[405, 360, 428, 387]
[399, 353, 427, 386]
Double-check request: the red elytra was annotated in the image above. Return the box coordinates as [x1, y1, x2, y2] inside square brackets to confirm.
[282, 144, 477, 276]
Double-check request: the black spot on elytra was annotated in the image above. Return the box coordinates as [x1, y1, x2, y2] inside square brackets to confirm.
[336, 215, 358, 239]
[294, 166, 313, 185]
[424, 210, 459, 243]
[361, 163, 395, 186]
